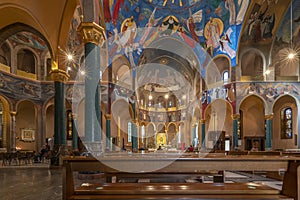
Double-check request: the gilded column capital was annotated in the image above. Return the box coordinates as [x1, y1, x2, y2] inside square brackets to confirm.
[105, 114, 111, 120]
[265, 114, 274, 120]
[77, 22, 106, 47]
[232, 114, 240, 120]
[200, 119, 205, 124]
[50, 69, 69, 82]
[10, 111, 17, 116]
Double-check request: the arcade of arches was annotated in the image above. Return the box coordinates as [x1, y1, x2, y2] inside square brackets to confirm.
[0, 0, 300, 157]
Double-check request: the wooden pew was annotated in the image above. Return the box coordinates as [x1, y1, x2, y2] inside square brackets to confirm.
[62, 153, 300, 200]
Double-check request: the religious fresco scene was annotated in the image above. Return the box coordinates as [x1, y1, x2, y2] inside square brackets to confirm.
[2, 0, 300, 199]
[0, 0, 300, 155]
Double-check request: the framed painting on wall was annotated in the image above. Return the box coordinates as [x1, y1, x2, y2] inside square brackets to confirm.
[21, 129, 35, 142]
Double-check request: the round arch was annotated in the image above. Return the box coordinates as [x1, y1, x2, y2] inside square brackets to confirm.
[111, 99, 132, 140]
[204, 99, 233, 137]
[239, 48, 266, 80]
[206, 54, 231, 86]
[16, 100, 38, 151]
[239, 95, 266, 143]
[272, 94, 298, 150]
[0, 95, 12, 150]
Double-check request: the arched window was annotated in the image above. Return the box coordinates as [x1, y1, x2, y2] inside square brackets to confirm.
[281, 107, 292, 139]
[223, 70, 229, 83]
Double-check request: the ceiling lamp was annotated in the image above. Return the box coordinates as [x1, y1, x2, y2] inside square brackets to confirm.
[288, 0, 297, 60]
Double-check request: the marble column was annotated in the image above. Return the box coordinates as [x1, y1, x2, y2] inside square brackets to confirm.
[130, 96, 138, 151]
[10, 111, 16, 152]
[78, 22, 105, 155]
[192, 125, 196, 147]
[105, 114, 111, 150]
[232, 114, 240, 149]
[131, 120, 138, 151]
[106, 65, 113, 151]
[200, 119, 206, 149]
[36, 104, 43, 151]
[265, 114, 273, 150]
[50, 68, 69, 157]
[72, 114, 79, 152]
[50, 69, 68, 145]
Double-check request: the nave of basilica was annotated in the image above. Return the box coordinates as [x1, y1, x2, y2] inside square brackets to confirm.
[1, 0, 300, 199]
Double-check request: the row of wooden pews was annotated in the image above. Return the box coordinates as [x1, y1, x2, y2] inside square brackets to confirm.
[62, 151, 300, 200]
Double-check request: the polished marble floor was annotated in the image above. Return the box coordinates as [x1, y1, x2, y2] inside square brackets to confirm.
[0, 167, 62, 200]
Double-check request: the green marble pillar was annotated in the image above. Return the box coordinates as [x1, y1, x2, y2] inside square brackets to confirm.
[131, 122, 138, 151]
[72, 115, 78, 151]
[78, 22, 105, 145]
[105, 115, 111, 150]
[232, 114, 240, 149]
[50, 69, 69, 147]
[84, 43, 101, 142]
[265, 115, 273, 150]
[201, 120, 206, 149]
[130, 96, 138, 151]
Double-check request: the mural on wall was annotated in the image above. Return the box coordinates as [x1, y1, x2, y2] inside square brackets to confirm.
[9, 31, 48, 51]
[201, 82, 236, 118]
[236, 82, 300, 113]
[0, 72, 54, 102]
[240, 0, 288, 45]
[103, 0, 251, 72]
[272, 0, 300, 61]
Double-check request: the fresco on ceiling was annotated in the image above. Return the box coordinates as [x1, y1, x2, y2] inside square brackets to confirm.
[272, 0, 300, 61]
[240, 0, 288, 45]
[104, 0, 250, 72]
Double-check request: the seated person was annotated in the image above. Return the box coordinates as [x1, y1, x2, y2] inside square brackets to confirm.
[34, 145, 48, 162]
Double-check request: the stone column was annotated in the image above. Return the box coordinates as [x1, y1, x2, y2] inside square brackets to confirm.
[265, 114, 273, 150]
[72, 114, 79, 152]
[36, 104, 43, 151]
[105, 114, 111, 151]
[50, 68, 69, 163]
[192, 124, 196, 147]
[78, 22, 105, 156]
[131, 120, 138, 151]
[105, 64, 113, 151]
[232, 114, 240, 149]
[200, 119, 206, 150]
[50, 68, 69, 147]
[10, 111, 16, 152]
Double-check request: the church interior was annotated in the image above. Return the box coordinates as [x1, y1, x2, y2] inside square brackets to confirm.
[1, 0, 300, 199]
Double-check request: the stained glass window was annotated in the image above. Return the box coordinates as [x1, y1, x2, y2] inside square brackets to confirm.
[281, 107, 292, 139]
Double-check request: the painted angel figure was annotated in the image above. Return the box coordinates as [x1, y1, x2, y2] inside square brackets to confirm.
[140, 8, 162, 45]
[219, 27, 236, 59]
